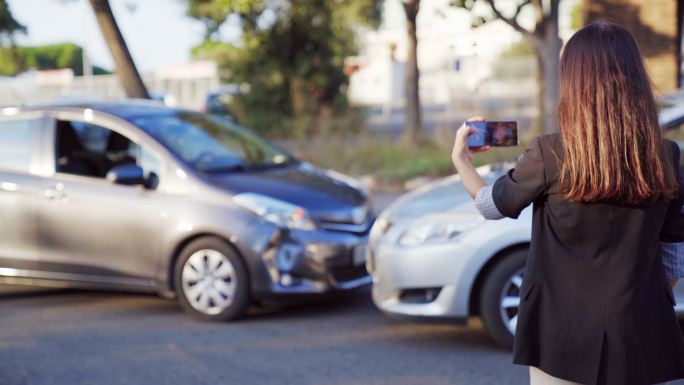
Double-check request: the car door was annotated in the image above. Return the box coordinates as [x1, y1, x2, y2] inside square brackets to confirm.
[37, 111, 167, 288]
[0, 114, 47, 275]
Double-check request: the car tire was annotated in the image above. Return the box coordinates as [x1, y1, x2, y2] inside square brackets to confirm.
[174, 236, 250, 321]
[479, 248, 528, 349]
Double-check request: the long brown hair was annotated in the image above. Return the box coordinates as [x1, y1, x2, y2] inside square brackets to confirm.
[558, 21, 677, 204]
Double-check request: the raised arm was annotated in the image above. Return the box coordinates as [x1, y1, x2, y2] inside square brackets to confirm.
[452, 117, 547, 221]
[451, 117, 490, 199]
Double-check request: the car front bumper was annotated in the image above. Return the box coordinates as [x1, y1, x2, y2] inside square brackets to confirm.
[247, 225, 372, 300]
[367, 236, 479, 323]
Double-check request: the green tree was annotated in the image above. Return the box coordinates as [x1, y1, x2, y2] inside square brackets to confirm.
[0, 0, 25, 45]
[0, 0, 26, 73]
[453, 0, 562, 134]
[0, 43, 110, 76]
[185, 0, 264, 41]
[187, 0, 381, 137]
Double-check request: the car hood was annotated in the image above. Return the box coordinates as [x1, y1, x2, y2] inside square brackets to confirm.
[204, 162, 369, 222]
[381, 163, 511, 222]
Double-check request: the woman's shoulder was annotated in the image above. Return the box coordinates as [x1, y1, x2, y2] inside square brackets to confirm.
[528, 132, 563, 168]
[535, 132, 562, 150]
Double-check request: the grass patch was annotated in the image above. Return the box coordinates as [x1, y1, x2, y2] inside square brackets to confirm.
[283, 134, 525, 187]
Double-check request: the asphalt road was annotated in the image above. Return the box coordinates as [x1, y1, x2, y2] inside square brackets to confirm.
[2, 192, 684, 385]
[0, 285, 527, 385]
[0, 191, 529, 385]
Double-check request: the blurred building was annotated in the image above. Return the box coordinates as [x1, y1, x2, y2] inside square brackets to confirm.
[346, 19, 540, 134]
[347, 20, 525, 107]
[584, 0, 683, 92]
[346, 0, 578, 132]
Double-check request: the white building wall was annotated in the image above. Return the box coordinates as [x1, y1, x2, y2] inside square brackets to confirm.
[348, 0, 579, 109]
[349, 20, 524, 107]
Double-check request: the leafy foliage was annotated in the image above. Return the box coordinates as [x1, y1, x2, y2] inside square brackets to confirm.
[187, 0, 381, 137]
[570, 1, 582, 30]
[185, 0, 266, 41]
[0, 43, 110, 76]
[0, 0, 26, 46]
[500, 39, 535, 58]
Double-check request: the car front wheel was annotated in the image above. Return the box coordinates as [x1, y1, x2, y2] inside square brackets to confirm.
[174, 237, 250, 321]
[479, 248, 527, 349]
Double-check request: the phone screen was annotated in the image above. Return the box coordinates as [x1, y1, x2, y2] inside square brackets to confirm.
[466, 121, 518, 148]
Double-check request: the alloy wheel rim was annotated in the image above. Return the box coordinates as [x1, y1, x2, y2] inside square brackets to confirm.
[181, 249, 237, 315]
[499, 268, 525, 335]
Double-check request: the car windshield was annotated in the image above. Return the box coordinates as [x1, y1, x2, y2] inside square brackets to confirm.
[131, 112, 293, 172]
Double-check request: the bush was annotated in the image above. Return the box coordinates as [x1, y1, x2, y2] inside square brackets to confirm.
[0, 43, 110, 76]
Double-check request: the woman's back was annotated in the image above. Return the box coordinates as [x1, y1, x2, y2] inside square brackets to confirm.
[530, 134, 678, 289]
[495, 133, 684, 384]
[452, 21, 684, 385]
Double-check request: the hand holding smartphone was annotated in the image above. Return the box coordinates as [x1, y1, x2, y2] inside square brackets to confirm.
[466, 120, 519, 149]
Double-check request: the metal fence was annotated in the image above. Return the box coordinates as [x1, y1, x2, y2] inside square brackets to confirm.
[361, 56, 539, 136]
[0, 73, 221, 111]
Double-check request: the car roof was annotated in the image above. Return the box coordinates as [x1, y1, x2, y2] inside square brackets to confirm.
[8, 100, 189, 120]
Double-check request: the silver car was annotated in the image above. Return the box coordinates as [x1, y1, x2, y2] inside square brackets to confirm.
[368, 106, 684, 348]
[0, 101, 373, 321]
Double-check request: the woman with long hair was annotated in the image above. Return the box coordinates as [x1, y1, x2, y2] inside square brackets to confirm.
[452, 22, 684, 384]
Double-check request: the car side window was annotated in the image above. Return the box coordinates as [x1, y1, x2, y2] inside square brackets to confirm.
[138, 145, 162, 189]
[55, 120, 162, 188]
[70, 121, 114, 153]
[0, 119, 38, 173]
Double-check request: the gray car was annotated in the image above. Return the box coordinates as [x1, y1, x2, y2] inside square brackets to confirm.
[0, 101, 372, 321]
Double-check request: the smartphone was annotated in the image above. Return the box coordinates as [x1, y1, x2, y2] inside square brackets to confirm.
[466, 120, 518, 148]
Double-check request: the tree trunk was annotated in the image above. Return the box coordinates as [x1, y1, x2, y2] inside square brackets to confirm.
[89, 0, 149, 99]
[532, 47, 561, 135]
[532, 0, 561, 135]
[290, 77, 306, 117]
[538, 23, 561, 134]
[10, 43, 23, 74]
[401, 0, 421, 146]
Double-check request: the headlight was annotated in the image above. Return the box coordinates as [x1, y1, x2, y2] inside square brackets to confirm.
[233, 193, 316, 230]
[398, 216, 482, 247]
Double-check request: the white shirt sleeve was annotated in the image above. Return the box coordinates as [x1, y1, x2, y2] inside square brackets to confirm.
[474, 185, 505, 220]
[661, 242, 684, 281]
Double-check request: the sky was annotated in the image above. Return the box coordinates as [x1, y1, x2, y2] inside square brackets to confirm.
[7, 0, 241, 73]
[7, 0, 577, 74]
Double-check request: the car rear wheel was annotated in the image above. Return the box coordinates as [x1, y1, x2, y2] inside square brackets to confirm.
[479, 248, 527, 349]
[174, 237, 250, 321]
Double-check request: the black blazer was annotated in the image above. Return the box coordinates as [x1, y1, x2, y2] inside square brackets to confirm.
[492, 133, 684, 385]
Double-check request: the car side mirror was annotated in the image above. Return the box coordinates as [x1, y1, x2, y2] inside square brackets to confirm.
[106, 164, 146, 186]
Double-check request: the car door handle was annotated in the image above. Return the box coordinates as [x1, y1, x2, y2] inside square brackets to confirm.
[43, 184, 66, 200]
